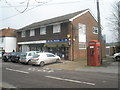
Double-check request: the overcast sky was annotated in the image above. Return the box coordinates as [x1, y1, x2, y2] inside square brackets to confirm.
[0, 0, 119, 43]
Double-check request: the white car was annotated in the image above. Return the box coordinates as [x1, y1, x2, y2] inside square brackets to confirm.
[31, 52, 61, 66]
[0, 52, 2, 57]
[113, 52, 120, 61]
[19, 51, 40, 64]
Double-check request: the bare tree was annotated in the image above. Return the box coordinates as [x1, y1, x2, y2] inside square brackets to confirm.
[117, 1, 120, 44]
[109, 2, 119, 40]
[109, 1, 120, 52]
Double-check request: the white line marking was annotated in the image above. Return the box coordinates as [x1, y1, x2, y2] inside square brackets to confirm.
[6, 68, 29, 74]
[45, 76, 95, 86]
[2, 82, 16, 88]
[14, 65, 20, 66]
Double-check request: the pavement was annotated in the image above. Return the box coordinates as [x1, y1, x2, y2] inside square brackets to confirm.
[46, 56, 119, 74]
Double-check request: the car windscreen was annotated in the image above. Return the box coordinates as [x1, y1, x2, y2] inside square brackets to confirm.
[11, 52, 18, 55]
[33, 54, 40, 58]
[11, 52, 21, 56]
[20, 53, 27, 57]
[3, 53, 7, 56]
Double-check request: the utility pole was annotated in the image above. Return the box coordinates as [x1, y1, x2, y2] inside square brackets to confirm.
[97, 0, 102, 64]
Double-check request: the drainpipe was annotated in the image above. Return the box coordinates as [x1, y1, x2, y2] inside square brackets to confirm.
[71, 23, 74, 61]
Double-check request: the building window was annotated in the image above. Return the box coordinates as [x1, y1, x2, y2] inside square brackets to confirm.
[93, 27, 98, 34]
[30, 29, 35, 36]
[78, 23, 86, 49]
[40, 27, 46, 35]
[53, 24, 61, 33]
[79, 42, 86, 49]
[0, 37, 3, 43]
[21, 31, 26, 37]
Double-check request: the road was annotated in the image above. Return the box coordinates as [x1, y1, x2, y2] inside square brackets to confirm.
[1, 59, 119, 88]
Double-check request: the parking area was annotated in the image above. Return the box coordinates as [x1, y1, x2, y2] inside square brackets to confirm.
[1, 56, 119, 74]
[2, 51, 61, 67]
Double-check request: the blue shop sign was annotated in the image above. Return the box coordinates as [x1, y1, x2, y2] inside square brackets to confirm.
[47, 39, 68, 43]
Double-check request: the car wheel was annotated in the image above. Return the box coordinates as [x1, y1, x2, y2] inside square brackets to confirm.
[116, 56, 120, 61]
[40, 61, 44, 67]
[27, 60, 31, 65]
[56, 59, 60, 63]
[12, 61, 15, 63]
[4, 60, 7, 62]
[8, 58, 11, 62]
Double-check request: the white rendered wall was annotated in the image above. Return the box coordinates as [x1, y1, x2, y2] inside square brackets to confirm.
[0, 37, 4, 49]
[4, 37, 16, 52]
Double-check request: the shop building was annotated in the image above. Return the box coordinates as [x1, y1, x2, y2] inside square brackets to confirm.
[16, 9, 105, 60]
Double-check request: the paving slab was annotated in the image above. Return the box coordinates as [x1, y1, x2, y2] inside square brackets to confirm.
[45, 57, 119, 74]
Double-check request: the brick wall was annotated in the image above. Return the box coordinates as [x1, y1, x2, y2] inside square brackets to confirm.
[0, 28, 16, 37]
[71, 12, 99, 60]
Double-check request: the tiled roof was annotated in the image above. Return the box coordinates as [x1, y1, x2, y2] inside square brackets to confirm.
[18, 9, 88, 30]
[0, 28, 16, 37]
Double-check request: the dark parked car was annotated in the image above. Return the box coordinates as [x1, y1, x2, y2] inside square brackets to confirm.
[2, 52, 14, 62]
[2, 52, 10, 62]
[11, 52, 27, 63]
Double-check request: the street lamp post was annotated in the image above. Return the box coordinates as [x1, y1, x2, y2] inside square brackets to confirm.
[97, 0, 102, 64]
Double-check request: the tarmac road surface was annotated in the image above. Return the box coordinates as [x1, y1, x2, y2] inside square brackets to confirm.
[1, 59, 119, 88]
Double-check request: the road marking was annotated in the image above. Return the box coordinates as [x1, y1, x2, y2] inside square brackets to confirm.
[6, 68, 29, 74]
[1, 82, 16, 88]
[28, 67, 54, 73]
[45, 76, 95, 86]
[14, 65, 21, 66]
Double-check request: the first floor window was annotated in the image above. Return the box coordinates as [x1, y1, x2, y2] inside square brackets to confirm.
[30, 29, 35, 36]
[53, 24, 61, 33]
[93, 27, 98, 34]
[40, 27, 46, 35]
[21, 31, 26, 37]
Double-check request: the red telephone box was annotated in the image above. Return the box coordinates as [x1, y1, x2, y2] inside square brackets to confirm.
[87, 40, 101, 66]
